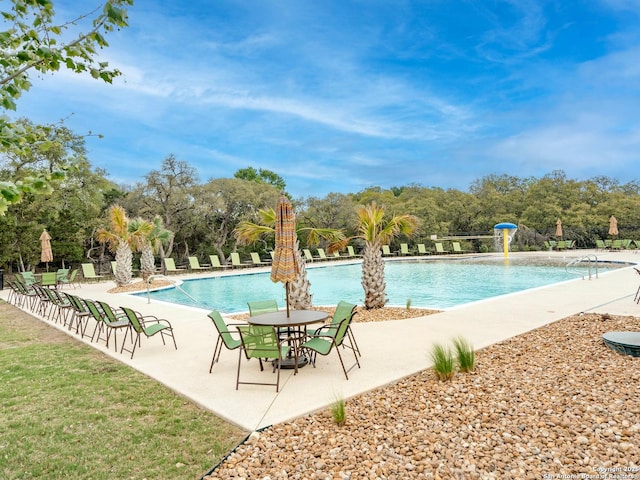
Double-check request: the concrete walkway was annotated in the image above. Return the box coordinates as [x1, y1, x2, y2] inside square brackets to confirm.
[3, 250, 639, 432]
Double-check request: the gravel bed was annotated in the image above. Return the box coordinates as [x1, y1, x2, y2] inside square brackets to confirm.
[206, 313, 640, 479]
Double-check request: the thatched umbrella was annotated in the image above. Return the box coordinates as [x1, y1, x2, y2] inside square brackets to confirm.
[270, 195, 299, 317]
[39, 229, 53, 270]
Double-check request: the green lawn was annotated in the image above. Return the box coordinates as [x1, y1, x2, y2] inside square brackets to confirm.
[0, 301, 248, 480]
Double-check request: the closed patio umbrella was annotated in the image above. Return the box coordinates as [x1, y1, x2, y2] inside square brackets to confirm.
[555, 218, 563, 238]
[609, 215, 619, 237]
[40, 229, 53, 269]
[270, 194, 299, 317]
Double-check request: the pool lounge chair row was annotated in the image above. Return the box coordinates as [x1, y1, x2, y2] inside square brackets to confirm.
[302, 246, 361, 262]
[382, 242, 470, 256]
[6, 282, 177, 359]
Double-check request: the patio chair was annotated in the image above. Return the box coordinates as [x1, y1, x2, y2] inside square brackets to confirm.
[119, 306, 177, 359]
[31, 284, 52, 317]
[85, 299, 131, 352]
[248, 299, 278, 316]
[307, 300, 361, 357]
[20, 271, 38, 286]
[81, 263, 105, 282]
[41, 272, 58, 289]
[208, 310, 243, 373]
[58, 269, 79, 289]
[43, 287, 73, 325]
[236, 325, 290, 392]
[188, 256, 209, 271]
[164, 257, 187, 274]
[250, 252, 270, 266]
[56, 268, 70, 284]
[64, 293, 92, 338]
[10, 280, 37, 310]
[301, 314, 361, 380]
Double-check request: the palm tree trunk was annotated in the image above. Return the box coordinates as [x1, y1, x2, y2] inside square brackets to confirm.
[140, 246, 155, 281]
[361, 239, 387, 309]
[289, 237, 313, 309]
[114, 240, 133, 286]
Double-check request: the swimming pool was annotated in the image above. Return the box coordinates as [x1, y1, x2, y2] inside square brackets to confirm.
[139, 258, 618, 313]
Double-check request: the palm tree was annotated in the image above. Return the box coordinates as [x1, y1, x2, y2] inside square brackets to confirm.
[131, 216, 173, 280]
[338, 201, 417, 309]
[234, 208, 345, 309]
[96, 205, 152, 286]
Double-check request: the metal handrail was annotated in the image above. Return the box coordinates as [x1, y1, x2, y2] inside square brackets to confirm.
[566, 254, 599, 280]
[146, 274, 198, 304]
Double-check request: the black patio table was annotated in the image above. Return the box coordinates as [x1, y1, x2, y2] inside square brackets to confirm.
[247, 310, 328, 373]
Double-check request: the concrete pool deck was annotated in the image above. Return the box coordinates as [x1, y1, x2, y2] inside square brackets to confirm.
[3, 249, 639, 431]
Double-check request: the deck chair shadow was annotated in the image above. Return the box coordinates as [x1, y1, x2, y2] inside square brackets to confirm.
[81, 263, 105, 282]
[302, 314, 360, 380]
[208, 311, 244, 373]
[236, 325, 290, 392]
[119, 306, 177, 359]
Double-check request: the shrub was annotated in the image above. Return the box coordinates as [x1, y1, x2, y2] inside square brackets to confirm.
[453, 336, 476, 372]
[430, 343, 455, 381]
[406, 298, 412, 310]
[330, 396, 346, 426]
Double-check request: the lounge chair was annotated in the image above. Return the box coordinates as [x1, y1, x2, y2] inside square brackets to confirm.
[417, 244, 430, 255]
[332, 251, 342, 259]
[381, 245, 395, 256]
[346, 246, 362, 258]
[81, 263, 105, 282]
[209, 254, 229, 269]
[302, 314, 360, 380]
[20, 271, 38, 286]
[208, 311, 243, 373]
[119, 306, 177, 359]
[230, 252, 250, 268]
[236, 325, 290, 392]
[434, 242, 449, 254]
[316, 248, 329, 261]
[85, 299, 131, 352]
[164, 257, 187, 274]
[451, 242, 467, 254]
[41, 271, 58, 289]
[188, 256, 210, 271]
[250, 252, 270, 266]
[595, 239, 606, 250]
[56, 268, 70, 284]
[58, 269, 79, 289]
[303, 249, 315, 262]
[399, 243, 412, 255]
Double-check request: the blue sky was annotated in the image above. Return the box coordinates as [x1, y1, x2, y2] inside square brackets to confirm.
[14, 0, 640, 198]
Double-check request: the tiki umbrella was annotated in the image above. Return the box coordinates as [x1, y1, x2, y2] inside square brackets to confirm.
[39, 229, 53, 270]
[609, 215, 619, 237]
[270, 194, 299, 317]
[555, 218, 563, 238]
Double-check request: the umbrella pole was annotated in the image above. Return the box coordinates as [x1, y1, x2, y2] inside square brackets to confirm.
[285, 282, 290, 317]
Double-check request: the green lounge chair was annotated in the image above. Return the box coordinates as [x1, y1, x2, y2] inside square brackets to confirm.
[302, 313, 360, 380]
[381, 245, 395, 256]
[20, 271, 38, 286]
[308, 300, 361, 357]
[250, 252, 270, 266]
[399, 243, 412, 255]
[434, 242, 449, 254]
[164, 257, 187, 273]
[119, 306, 177, 359]
[346, 246, 361, 257]
[208, 311, 243, 373]
[230, 252, 250, 268]
[417, 244, 430, 255]
[236, 325, 290, 392]
[58, 269, 79, 289]
[41, 271, 58, 289]
[85, 299, 131, 352]
[81, 263, 105, 282]
[451, 242, 468, 254]
[188, 256, 209, 271]
[56, 268, 70, 284]
[209, 254, 229, 269]
[64, 293, 92, 337]
[316, 248, 329, 261]
[302, 248, 315, 262]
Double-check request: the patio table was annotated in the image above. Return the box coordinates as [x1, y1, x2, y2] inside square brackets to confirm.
[247, 310, 328, 373]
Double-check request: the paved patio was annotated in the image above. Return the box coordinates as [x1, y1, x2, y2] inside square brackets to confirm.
[2, 249, 639, 432]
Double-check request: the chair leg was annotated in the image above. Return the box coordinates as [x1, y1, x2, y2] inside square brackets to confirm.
[210, 337, 223, 373]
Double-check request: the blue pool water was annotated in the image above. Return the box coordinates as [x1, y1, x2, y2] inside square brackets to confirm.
[138, 259, 608, 313]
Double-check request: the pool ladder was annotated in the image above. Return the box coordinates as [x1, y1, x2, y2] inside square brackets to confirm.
[565, 255, 599, 280]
